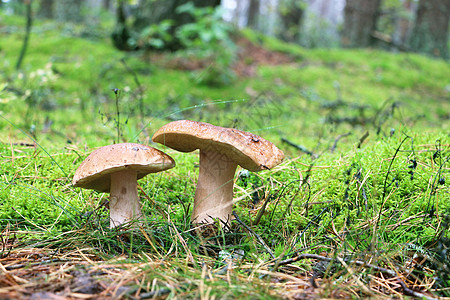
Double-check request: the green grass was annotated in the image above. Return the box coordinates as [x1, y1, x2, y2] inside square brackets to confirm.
[0, 10, 449, 298]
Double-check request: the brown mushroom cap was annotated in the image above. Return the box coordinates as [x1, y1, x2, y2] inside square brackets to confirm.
[152, 120, 284, 172]
[73, 143, 175, 192]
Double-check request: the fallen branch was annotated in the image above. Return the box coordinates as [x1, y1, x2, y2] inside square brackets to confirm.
[5, 258, 68, 271]
[275, 253, 396, 276]
[273, 253, 438, 300]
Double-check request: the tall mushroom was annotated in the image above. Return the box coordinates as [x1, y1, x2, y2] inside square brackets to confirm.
[152, 120, 284, 225]
[73, 143, 175, 228]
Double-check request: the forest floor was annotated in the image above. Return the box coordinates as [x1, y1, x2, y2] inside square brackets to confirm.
[0, 230, 441, 299]
[0, 10, 449, 299]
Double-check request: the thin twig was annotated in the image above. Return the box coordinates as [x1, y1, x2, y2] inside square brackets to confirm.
[232, 212, 275, 259]
[6, 259, 67, 271]
[287, 207, 328, 257]
[281, 138, 316, 157]
[278, 254, 437, 299]
[330, 132, 351, 153]
[253, 192, 271, 226]
[397, 279, 438, 300]
[337, 256, 373, 295]
[357, 131, 369, 148]
[137, 288, 171, 299]
[390, 213, 428, 230]
[168, 216, 194, 265]
[373, 136, 410, 249]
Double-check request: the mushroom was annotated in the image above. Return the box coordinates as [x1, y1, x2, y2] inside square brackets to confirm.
[73, 143, 175, 228]
[152, 120, 284, 225]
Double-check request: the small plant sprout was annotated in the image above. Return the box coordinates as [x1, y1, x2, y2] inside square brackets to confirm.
[152, 120, 284, 226]
[73, 143, 175, 228]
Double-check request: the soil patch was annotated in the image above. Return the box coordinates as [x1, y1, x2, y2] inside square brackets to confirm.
[146, 35, 295, 77]
[233, 36, 294, 76]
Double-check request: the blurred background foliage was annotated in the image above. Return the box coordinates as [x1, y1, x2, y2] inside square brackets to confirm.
[1, 0, 447, 90]
[2, 0, 448, 57]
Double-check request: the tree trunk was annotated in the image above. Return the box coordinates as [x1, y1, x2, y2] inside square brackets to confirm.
[110, 0, 223, 51]
[16, 0, 32, 70]
[341, 0, 382, 47]
[38, 0, 53, 18]
[111, 0, 133, 51]
[232, 0, 243, 26]
[102, 0, 111, 10]
[409, 0, 449, 59]
[11, 0, 26, 15]
[278, 0, 304, 43]
[247, 0, 260, 30]
[129, 0, 221, 51]
[133, 0, 222, 32]
[393, 0, 413, 46]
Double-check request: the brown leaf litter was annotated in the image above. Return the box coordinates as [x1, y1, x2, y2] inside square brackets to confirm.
[0, 238, 443, 299]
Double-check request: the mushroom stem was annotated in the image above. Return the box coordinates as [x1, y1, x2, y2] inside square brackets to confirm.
[109, 169, 142, 228]
[193, 150, 238, 225]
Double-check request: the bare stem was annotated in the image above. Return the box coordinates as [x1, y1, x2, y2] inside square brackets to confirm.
[109, 169, 142, 228]
[192, 150, 237, 224]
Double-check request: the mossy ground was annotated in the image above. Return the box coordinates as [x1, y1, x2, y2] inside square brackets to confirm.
[0, 10, 449, 299]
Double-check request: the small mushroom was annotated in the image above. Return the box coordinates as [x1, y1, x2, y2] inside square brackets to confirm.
[73, 143, 175, 228]
[152, 120, 284, 225]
